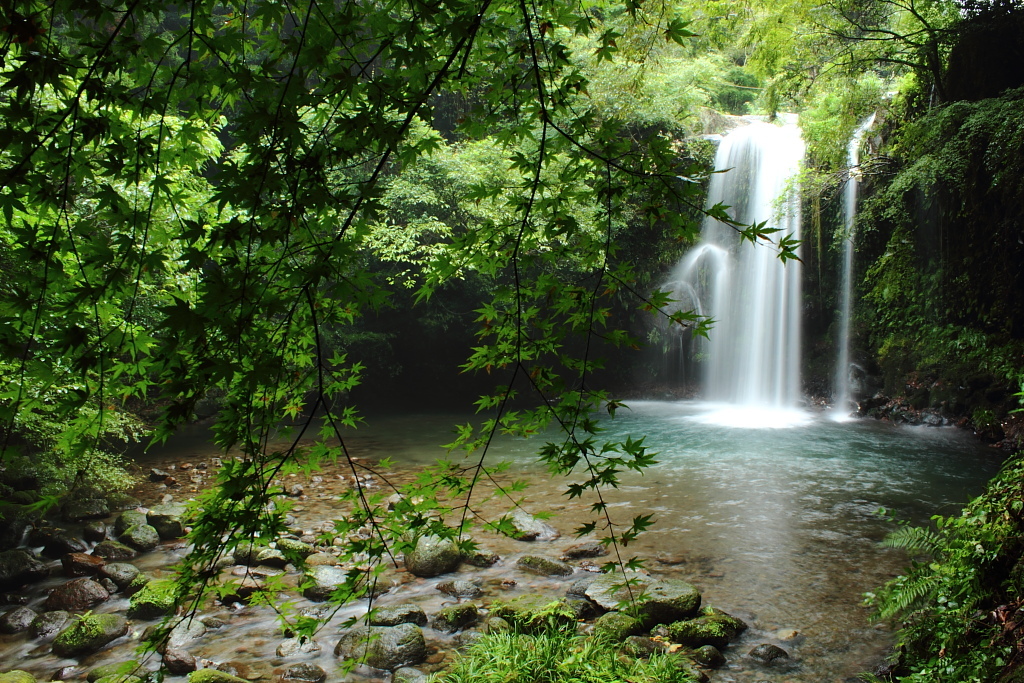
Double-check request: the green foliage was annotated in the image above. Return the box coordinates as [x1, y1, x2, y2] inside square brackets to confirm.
[432, 624, 697, 683]
[866, 452, 1024, 681]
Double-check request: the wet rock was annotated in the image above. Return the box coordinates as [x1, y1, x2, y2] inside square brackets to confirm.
[0, 506, 36, 549]
[255, 547, 289, 568]
[560, 540, 608, 560]
[392, 668, 428, 683]
[52, 613, 129, 657]
[99, 563, 142, 591]
[566, 575, 598, 598]
[167, 618, 207, 650]
[276, 637, 321, 657]
[276, 537, 314, 559]
[593, 612, 642, 640]
[92, 541, 138, 561]
[221, 574, 268, 605]
[0, 549, 49, 589]
[99, 578, 118, 594]
[106, 494, 142, 512]
[464, 550, 500, 567]
[0, 672, 35, 683]
[508, 510, 559, 541]
[31, 528, 88, 558]
[565, 597, 600, 620]
[30, 610, 71, 640]
[582, 570, 649, 611]
[44, 577, 110, 612]
[483, 616, 511, 634]
[127, 580, 175, 619]
[304, 553, 338, 567]
[119, 525, 160, 552]
[334, 623, 427, 671]
[0, 605, 37, 634]
[430, 603, 479, 633]
[490, 595, 576, 632]
[232, 541, 264, 566]
[62, 498, 110, 522]
[187, 671, 248, 683]
[149, 469, 171, 482]
[370, 604, 427, 627]
[88, 661, 141, 682]
[436, 579, 483, 599]
[622, 635, 666, 658]
[633, 578, 703, 625]
[147, 503, 187, 539]
[693, 645, 726, 668]
[62, 552, 106, 577]
[302, 565, 348, 602]
[667, 614, 744, 649]
[748, 642, 790, 664]
[280, 663, 326, 683]
[516, 555, 573, 577]
[114, 511, 148, 536]
[403, 535, 461, 577]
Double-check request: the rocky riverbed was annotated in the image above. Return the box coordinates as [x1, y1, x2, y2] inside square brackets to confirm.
[0, 454, 809, 683]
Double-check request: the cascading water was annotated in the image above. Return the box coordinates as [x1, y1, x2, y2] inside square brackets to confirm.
[664, 117, 805, 422]
[832, 114, 876, 420]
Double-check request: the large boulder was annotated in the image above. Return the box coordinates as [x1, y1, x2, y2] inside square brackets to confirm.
[119, 525, 161, 552]
[334, 623, 426, 671]
[508, 510, 559, 541]
[52, 613, 129, 657]
[403, 535, 461, 577]
[0, 606, 37, 634]
[44, 578, 110, 612]
[302, 565, 349, 602]
[147, 503, 188, 539]
[0, 549, 49, 590]
[31, 528, 88, 558]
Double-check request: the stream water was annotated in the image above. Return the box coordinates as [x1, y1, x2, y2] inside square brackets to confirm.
[0, 403, 1001, 683]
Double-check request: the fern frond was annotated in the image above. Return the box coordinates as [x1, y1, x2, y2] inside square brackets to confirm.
[875, 573, 942, 620]
[882, 525, 943, 556]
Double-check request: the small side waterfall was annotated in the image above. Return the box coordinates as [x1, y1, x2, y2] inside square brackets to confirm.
[664, 118, 805, 420]
[832, 114, 875, 419]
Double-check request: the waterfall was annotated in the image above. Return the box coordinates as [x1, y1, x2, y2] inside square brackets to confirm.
[832, 114, 875, 419]
[665, 117, 805, 418]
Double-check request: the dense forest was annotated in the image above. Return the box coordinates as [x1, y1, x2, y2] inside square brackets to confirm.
[2, 0, 1024, 681]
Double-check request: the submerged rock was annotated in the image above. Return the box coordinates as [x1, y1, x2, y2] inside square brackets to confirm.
[749, 642, 790, 664]
[560, 540, 608, 560]
[403, 535, 461, 577]
[334, 623, 426, 671]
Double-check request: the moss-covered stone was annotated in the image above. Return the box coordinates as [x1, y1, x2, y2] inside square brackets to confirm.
[187, 670, 249, 683]
[593, 612, 642, 641]
[52, 613, 129, 657]
[515, 555, 573, 577]
[88, 661, 141, 682]
[666, 616, 735, 648]
[429, 603, 479, 633]
[0, 671, 36, 683]
[114, 511, 148, 536]
[127, 579, 176, 619]
[489, 595, 576, 632]
[93, 676, 142, 683]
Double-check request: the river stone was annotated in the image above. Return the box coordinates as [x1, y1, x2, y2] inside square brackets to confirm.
[633, 578, 702, 625]
[581, 570, 649, 610]
[120, 525, 160, 552]
[483, 616, 511, 634]
[52, 613, 129, 657]
[62, 498, 110, 522]
[276, 637, 321, 657]
[106, 493, 142, 512]
[0, 672, 35, 683]
[167, 618, 207, 650]
[430, 603, 479, 633]
[436, 579, 483, 599]
[304, 552, 338, 567]
[88, 661, 141, 682]
[99, 563, 141, 591]
[147, 503, 187, 539]
[232, 541, 265, 566]
[693, 645, 726, 668]
[666, 616, 735, 648]
[490, 595, 576, 631]
[622, 635, 667, 658]
[127, 580, 176, 619]
[44, 577, 110, 612]
[276, 537, 314, 559]
[114, 511, 148, 536]
[36, 529, 89, 558]
[0, 606, 37, 634]
[403, 535, 461, 577]
[0, 505, 36, 549]
[302, 565, 348, 602]
[464, 550, 500, 567]
[560, 540, 608, 560]
[593, 611, 642, 641]
[83, 521, 108, 543]
[516, 555, 573, 577]
[334, 623, 426, 671]
[508, 510, 559, 541]
[163, 649, 197, 675]
[281, 663, 326, 683]
[749, 643, 790, 664]
[62, 552, 105, 577]
[255, 548, 288, 568]
[566, 575, 598, 598]
[370, 604, 427, 627]
[92, 541, 138, 561]
[187, 671, 248, 683]
[0, 549, 49, 589]
[392, 668, 428, 683]
[31, 610, 71, 639]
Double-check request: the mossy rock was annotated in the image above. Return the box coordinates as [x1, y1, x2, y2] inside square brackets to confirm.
[429, 603, 479, 633]
[699, 606, 747, 635]
[114, 511, 148, 536]
[88, 661, 140, 682]
[119, 524, 160, 552]
[276, 537, 314, 559]
[93, 676, 142, 683]
[666, 616, 737, 649]
[187, 671, 249, 683]
[334, 623, 427, 671]
[370, 604, 427, 627]
[52, 613, 129, 657]
[593, 612, 642, 641]
[489, 595, 576, 632]
[0, 671, 36, 683]
[515, 555, 573, 577]
[127, 579, 176, 619]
